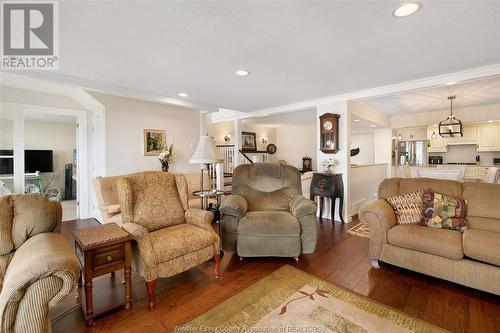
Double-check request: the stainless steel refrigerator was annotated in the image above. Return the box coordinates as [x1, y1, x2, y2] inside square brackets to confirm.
[395, 140, 427, 166]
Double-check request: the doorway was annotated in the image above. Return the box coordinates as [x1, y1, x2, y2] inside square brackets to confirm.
[0, 104, 88, 221]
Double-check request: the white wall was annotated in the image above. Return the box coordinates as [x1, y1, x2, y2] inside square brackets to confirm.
[349, 100, 390, 127]
[276, 124, 317, 169]
[350, 164, 387, 215]
[0, 87, 85, 110]
[24, 120, 77, 196]
[89, 92, 202, 176]
[350, 132, 374, 165]
[317, 102, 350, 222]
[390, 103, 500, 128]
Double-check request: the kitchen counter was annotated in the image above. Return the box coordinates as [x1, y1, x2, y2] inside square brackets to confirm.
[350, 163, 388, 168]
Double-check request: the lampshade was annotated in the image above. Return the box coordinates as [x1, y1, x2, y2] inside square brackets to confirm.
[189, 136, 218, 164]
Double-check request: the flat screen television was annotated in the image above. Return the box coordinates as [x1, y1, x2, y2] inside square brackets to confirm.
[0, 150, 54, 174]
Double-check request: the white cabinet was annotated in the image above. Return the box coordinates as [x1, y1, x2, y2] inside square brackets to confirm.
[427, 125, 447, 152]
[446, 125, 477, 144]
[477, 123, 500, 151]
[395, 127, 427, 141]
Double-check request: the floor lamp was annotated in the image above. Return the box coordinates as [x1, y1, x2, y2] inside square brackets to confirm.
[189, 135, 217, 209]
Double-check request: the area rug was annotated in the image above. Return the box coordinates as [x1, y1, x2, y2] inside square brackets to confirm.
[347, 223, 371, 238]
[177, 265, 447, 333]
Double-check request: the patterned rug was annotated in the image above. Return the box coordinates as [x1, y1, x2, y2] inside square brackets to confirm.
[347, 223, 371, 238]
[178, 265, 447, 333]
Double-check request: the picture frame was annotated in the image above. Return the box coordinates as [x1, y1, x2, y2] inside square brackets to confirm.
[241, 131, 257, 152]
[143, 129, 165, 156]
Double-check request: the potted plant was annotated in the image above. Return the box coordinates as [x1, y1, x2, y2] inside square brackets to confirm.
[322, 158, 338, 173]
[158, 142, 176, 172]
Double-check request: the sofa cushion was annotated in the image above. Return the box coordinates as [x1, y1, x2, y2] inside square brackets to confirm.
[466, 216, 500, 233]
[386, 190, 425, 225]
[234, 184, 298, 212]
[118, 172, 185, 232]
[420, 190, 467, 231]
[463, 182, 500, 220]
[463, 229, 500, 266]
[149, 224, 216, 263]
[388, 224, 463, 260]
[238, 211, 300, 237]
[12, 195, 60, 249]
[399, 178, 463, 199]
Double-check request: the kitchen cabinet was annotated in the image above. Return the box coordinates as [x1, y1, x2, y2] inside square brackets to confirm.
[446, 125, 477, 144]
[477, 123, 500, 151]
[427, 125, 447, 152]
[395, 127, 427, 141]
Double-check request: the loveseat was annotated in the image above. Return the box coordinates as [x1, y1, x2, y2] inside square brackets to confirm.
[93, 172, 213, 224]
[0, 194, 80, 332]
[359, 178, 500, 295]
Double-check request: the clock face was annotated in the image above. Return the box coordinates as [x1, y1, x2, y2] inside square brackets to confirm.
[323, 121, 333, 131]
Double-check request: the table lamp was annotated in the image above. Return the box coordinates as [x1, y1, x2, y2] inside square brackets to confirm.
[190, 136, 217, 206]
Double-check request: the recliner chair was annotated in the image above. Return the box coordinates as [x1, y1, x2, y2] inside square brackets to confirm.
[220, 163, 317, 259]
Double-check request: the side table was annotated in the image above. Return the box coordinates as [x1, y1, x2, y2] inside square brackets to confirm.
[193, 189, 225, 257]
[310, 173, 345, 223]
[73, 223, 133, 326]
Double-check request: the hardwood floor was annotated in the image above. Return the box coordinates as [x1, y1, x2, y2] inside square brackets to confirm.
[53, 218, 500, 333]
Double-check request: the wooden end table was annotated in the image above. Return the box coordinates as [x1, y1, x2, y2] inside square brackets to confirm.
[310, 172, 345, 223]
[73, 223, 133, 326]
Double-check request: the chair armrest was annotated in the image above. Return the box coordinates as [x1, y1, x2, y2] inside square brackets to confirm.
[185, 208, 214, 230]
[289, 195, 318, 254]
[220, 195, 248, 219]
[289, 195, 317, 220]
[99, 204, 120, 214]
[121, 223, 157, 270]
[0, 233, 79, 332]
[358, 199, 396, 259]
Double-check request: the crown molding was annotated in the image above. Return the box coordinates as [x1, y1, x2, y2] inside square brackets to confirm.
[251, 63, 500, 116]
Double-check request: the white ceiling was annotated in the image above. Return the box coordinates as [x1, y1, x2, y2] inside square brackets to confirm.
[10, 1, 500, 112]
[363, 75, 500, 115]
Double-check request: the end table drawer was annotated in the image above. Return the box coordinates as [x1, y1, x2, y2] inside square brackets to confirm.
[93, 245, 124, 269]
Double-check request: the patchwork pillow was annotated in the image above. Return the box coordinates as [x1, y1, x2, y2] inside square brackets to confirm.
[419, 190, 467, 232]
[386, 190, 425, 225]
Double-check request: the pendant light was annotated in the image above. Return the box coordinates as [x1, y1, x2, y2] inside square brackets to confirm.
[439, 95, 463, 138]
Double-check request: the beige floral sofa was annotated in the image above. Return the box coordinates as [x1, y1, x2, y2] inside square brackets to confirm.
[359, 178, 500, 296]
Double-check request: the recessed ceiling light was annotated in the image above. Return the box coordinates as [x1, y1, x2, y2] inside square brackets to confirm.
[392, 2, 421, 18]
[235, 70, 250, 77]
[354, 119, 361, 122]
[488, 120, 494, 123]
[446, 81, 457, 85]
[178, 92, 188, 98]
[370, 124, 376, 128]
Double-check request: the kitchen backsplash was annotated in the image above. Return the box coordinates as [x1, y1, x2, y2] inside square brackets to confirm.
[433, 145, 500, 165]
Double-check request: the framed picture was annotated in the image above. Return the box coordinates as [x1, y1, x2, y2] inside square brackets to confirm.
[143, 129, 165, 156]
[241, 131, 257, 152]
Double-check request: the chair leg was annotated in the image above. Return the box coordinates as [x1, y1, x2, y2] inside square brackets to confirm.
[146, 279, 157, 310]
[214, 255, 220, 279]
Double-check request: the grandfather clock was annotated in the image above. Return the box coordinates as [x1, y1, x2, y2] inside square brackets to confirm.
[319, 113, 340, 154]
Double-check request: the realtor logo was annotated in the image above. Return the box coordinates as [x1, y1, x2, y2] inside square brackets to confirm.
[1, 1, 59, 70]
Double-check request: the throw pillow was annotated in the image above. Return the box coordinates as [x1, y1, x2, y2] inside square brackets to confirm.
[419, 190, 467, 232]
[386, 190, 425, 225]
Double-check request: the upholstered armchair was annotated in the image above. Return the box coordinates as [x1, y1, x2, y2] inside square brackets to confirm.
[220, 163, 317, 260]
[0, 194, 80, 333]
[117, 171, 220, 309]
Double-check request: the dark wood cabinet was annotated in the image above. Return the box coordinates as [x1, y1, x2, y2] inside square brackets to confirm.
[310, 172, 344, 223]
[319, 113, 340, 154]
